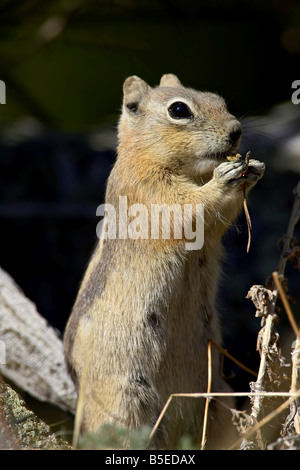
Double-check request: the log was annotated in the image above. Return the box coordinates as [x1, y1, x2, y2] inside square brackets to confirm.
[0, 266, 77, 413]
[0, 376, 71, 449]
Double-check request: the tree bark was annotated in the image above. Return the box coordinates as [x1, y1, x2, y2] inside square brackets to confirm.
[0, 266, 76, 414]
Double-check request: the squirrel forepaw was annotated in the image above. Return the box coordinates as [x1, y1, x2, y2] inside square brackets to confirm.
[214, 159, 265, 188]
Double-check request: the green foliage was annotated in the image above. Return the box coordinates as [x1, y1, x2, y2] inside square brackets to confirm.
[77, 422, 199, 450]
[77, 423, 152, 450]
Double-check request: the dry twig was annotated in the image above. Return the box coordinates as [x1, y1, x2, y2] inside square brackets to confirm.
[243, 151, 252, 253]
[200, 340, 212, 450]
[273, 272, 300, 437]
[149, 338, 258, 449]
[240, 181, 300, 449]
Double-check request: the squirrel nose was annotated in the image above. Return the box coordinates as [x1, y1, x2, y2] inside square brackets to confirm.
[229, 123, 242, 146]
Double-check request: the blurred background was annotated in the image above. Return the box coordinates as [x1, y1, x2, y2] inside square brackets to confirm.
[0, 0, 300, 399]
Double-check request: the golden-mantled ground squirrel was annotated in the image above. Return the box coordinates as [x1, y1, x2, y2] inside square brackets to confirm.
[64, 74, 265, 449]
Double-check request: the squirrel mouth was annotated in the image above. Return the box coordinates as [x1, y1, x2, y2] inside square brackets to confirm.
[208, 146, 240, 160]
[208, 151, 234, 160]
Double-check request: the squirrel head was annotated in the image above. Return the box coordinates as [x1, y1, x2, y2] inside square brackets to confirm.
[118, 74, 242, 177]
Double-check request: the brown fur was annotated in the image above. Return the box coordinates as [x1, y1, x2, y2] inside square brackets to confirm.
[64, 74, 265, 449]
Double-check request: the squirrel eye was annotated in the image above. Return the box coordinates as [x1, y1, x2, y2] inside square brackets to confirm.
[168, 101, 193, 119]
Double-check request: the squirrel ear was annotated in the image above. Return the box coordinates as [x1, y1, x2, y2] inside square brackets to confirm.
[123, 76, 151, 115]
[160, 74, 182, 87]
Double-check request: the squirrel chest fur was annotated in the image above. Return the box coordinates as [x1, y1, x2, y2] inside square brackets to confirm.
[64, 74, 265, 449]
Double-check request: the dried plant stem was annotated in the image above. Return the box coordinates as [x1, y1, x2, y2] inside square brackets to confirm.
[227, 151, 252, 252]
[200, 337, 256, 449]
[242, 182, 300, 448]
[275, 183, 300, 436]
[200, 340, 212, 450]
[149, 394, 173, 445]
[291, 337, 300, 434]
[209, 338, 257, 378]
[149, 337, 257, 448]
[230, 390, 300, 450]
[243, 151, 251, 253]
[243, 190, 252, 253]
[244, 289, 278, 449]
[251, 298, 277, 417]
[273, 271, 300, 434]
[149, 391, 300, 447]
[273, 271, 299, 338]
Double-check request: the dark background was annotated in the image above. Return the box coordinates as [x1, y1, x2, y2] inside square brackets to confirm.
[0, 0, 300, 396]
